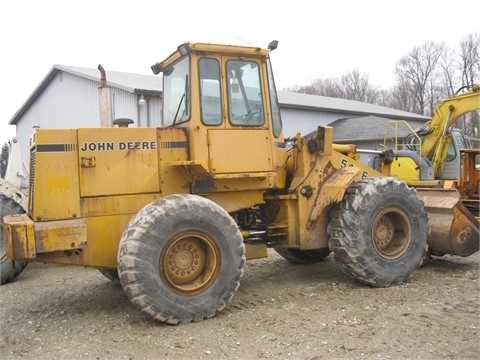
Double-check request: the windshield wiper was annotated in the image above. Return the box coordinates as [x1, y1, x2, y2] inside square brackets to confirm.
[171, 74, 189, 127]
[171, 93, 185, 127]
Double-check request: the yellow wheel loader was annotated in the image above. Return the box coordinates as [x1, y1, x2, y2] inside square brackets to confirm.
[2, 41, 478, 324]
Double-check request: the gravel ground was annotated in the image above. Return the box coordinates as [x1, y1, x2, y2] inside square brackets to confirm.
[1, 249, 479, 359]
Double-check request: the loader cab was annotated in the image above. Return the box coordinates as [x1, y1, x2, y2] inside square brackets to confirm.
[151, 42, 287, 190]
[156, 42, 283, 134]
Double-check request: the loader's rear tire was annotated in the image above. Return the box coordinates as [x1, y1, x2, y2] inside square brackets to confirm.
[1, 194, 28, 285]
[274, 247, 331, 263]
[328, 178, 428, 287]
[117, 194, 246, 324]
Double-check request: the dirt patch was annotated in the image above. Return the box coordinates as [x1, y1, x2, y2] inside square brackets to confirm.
[1, 249, 479, 359]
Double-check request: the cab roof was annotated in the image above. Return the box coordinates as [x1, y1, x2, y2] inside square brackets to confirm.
[151, 42, 273, 75]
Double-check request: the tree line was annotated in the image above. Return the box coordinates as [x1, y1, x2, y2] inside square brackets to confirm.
[286, 33, 479, 139]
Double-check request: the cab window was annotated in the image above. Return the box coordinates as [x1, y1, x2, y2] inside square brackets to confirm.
[266, 57, 283, 137]
[226, 60, 265, 126]
[163, 56, 190, 127]
[199, 58, 222, 125]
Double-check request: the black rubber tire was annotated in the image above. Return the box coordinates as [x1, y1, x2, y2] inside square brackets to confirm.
[117, 194, 246, 324]
[1, 194, 28, 285]
[274, 247, 331, 263]
[327, 177, 428, 287]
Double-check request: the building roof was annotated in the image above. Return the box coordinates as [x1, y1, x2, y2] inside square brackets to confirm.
[58, 65, 163, 94]
[9, 65, 163, 125]
[328, 116, 419, 142]
[278, 91, 430, 122]
[10, 65, 429, 125]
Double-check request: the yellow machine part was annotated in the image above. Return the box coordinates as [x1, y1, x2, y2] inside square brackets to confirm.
[274, 126, 383, 251]
[4, 127, 191, 267]
[29, 130, 81, 220]
[4, 214, 36, 260]
[389, 157, 422, 182]
[417, 188, 479, 257]
[78, 128, 160, 197]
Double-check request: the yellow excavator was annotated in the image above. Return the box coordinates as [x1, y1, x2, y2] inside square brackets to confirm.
[1, 41, 479, 324]
[375, 86, 479, 256]
[385, 84, 479, 186]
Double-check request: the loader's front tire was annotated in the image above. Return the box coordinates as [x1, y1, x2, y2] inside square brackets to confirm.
[328, 178, 428, 287]
[117, 194, 246, 324]
[1, 194, 28, 285]
[274, 247, 331, 263]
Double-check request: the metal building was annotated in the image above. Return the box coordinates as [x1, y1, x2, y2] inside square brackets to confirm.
[9, 65, 162, 161]
[8, 65, 429, 162]
[278, 92, 429, 137]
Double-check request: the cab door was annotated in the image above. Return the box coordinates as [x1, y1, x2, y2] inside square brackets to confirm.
[441, 130, 467, 180]
[207, 57, 274, 174]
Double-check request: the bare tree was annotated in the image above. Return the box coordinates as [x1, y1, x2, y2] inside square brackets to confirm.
[286, 78, 343, 97]
[452, 33, 480, 138]
[457, 33, 480, 87]
[389, 82, 417, 113]
[310, 78, 342, 97]
[374, 88, 394, 108]
[286, 33, 477, 128]
[438, 49, 457, 96]
[394, 41, 445, 115]
[287, 69, 380, 104]
[339, 68, 380, 103]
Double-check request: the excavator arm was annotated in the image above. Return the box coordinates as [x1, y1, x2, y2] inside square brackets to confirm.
[415, 84, 480, 178]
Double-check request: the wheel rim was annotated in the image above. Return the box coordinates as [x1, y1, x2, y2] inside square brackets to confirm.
[371, 206, 412, 259]
[161, 230, 220, 295]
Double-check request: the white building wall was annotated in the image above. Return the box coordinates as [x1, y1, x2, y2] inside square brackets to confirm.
[138, 96, 162, 128]
[15, 72, 162, 162]
[281, 108, 356, 137]
[16, 72, 100, 161]
[111, 90, 137, 122]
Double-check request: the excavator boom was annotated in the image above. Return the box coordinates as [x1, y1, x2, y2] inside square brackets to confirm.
[418, 84, 480, 178]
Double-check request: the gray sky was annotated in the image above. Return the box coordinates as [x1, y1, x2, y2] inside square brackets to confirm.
[1, 0, 479, 145]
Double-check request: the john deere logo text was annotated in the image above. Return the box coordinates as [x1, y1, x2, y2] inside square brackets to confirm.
[80, 141, 157, 151]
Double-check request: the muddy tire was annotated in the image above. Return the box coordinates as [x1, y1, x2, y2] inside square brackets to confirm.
[328, 178, 428, 287]
[1, 194, 28, 285]
[274, 247, 331, 263]
[117, 194, 246, 324]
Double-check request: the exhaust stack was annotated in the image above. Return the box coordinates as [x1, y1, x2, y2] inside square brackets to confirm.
[98, 64, 113, 127]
